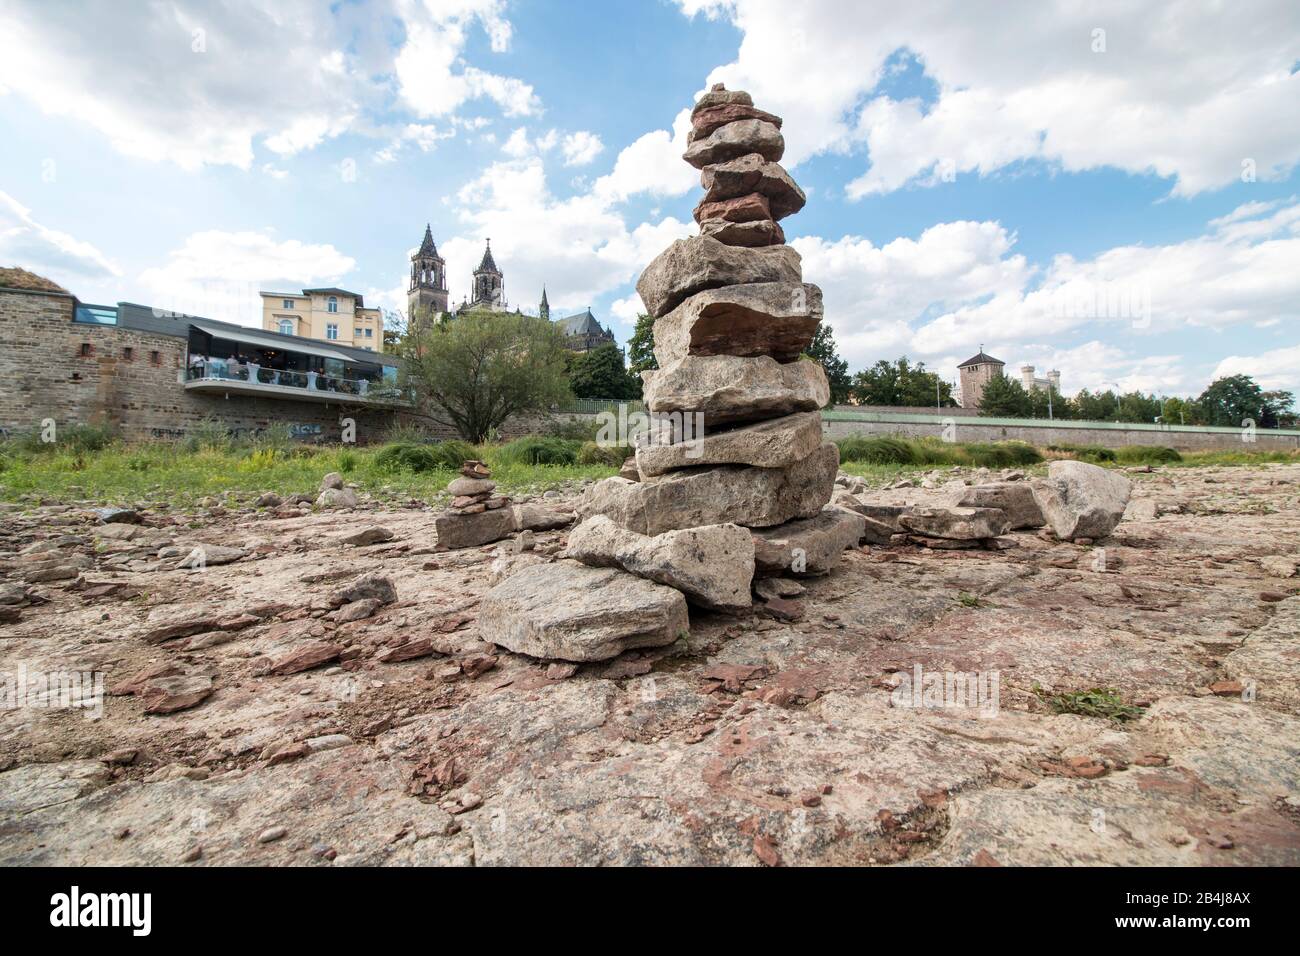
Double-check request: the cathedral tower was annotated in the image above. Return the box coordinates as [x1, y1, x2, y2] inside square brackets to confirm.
[408, 224, 448, 321]
[471, 239, 505, 308]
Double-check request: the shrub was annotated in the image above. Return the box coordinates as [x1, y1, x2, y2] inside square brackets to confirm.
[835, 436, 917, 464]
[495, 436, 582, 466]
[374, 442, 442, 473]
[425, 439, 479, 470]
[338, 450, 358, 473]
[1114, 445, 1182, 464]
[577, 441, 631, 467]
[963, 441, 1043, 468]
[183, 417, 232, 453]
[384, 422, 436, 444]
[1047, 443, 1116, 463]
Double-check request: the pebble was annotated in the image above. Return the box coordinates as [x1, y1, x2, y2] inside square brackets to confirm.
[257, 826, 287, 844]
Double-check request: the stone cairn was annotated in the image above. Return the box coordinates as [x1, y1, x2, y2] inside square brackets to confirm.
[479, 84, 868, 663]
[434, 460, 516, 550]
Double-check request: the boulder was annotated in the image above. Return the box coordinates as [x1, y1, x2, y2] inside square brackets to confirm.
[512, 503, 572, 532]
[690, 102, 783, 141]
[699, 217, 785, 247]
[336, 526, 395, 547]
[636, 236, 802, 318]
[579, 441, 838, 535]
[684, 119, 784, 168]
[652, 281, 823, 366]
[898, 507, 1010, 541]
[699, 153, 806, 219]
[1030, 460, 1133, 541]
[943, 481, 1046, 530]
[436, 507, 517, 550]
[479, 561, 689, 662]
[636, 411, 823, 477]
[566, 515, 754, 612]
[320, 472, 345, 490]
[316, 487, 358, 509]
[643, 353, 829, 426]
[334, 572, 397, 605]
[751, 508, 866, 577]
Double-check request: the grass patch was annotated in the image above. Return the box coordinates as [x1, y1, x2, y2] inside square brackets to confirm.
[1034, 686, 1145, 722]
[0, 438, 619, 505]
[835, 435, 1042, 468]
[957, 592, 985, 608]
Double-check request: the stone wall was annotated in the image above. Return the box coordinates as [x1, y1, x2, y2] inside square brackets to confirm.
[0, 289, 411, 443]
[823, 412, 1300, 452]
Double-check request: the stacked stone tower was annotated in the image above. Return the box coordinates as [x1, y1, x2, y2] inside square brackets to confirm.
[581, 84, 840, 538]
[480, 85, 865, 664]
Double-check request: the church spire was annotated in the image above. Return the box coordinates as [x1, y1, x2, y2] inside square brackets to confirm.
[539, 284, 550, 321]
[417, 223, 437, 258]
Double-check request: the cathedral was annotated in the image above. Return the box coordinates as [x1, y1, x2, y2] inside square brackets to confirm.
[407, 225, 614, 352]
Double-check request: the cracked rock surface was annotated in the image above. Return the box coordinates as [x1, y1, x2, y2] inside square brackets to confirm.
[1, 462, 1297, 865]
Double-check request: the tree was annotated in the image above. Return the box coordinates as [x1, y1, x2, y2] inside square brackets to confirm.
[627, 313, 658, 376]
[977, 374, 1033, 417]
[1028, 384, 1069, 419]
[1071, 388, 1120, 422]
[1261, 390, 1297, 428]
[851, 356, 954, 407]
[1197, 374, 1274, 428]
[805, 325, 851, 405]
[402, 311, 573, 442]
[567, 342, 640, 400]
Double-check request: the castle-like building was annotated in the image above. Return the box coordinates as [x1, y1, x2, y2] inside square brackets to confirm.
[957, 347, 1061, 408]
[407, 225, 614, 352]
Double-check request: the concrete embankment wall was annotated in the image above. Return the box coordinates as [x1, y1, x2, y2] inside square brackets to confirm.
[821, 410, 1300, 451]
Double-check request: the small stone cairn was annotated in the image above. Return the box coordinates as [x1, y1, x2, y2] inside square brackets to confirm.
[447, 460, 509, 514]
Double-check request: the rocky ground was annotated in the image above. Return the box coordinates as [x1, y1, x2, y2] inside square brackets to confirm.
[1, 463, 1297, 866]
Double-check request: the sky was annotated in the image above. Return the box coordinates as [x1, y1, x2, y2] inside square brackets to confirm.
[1, 0, 1298, 398]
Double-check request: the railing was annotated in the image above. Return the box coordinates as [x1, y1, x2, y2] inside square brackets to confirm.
[184, 363, 406, 402]
[552, 398, 647, 415]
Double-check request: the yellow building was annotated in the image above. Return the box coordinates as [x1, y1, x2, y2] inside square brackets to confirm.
[259, 287, 383, 353]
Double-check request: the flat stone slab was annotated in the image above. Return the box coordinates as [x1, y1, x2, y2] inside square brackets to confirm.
[579, 441, 839, 535]
[1031, 460, 1133, 541]
[653, 281, 823, 366]
[898, 506, 1010, 541]
[698, 217, 785, 247]
[435, 507, 517, 550]
[566, 515, 754, 612]
[479, 560, 689, 662]
[636, 411, 823, 477]
[944, 481, 1045, 529]
[752, 507, 867, 577]
[643, 353, 829, 426]
[636, 236, 802, 319]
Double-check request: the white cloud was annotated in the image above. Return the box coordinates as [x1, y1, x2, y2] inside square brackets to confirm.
[676, 0, 1300, 195]
[0, 0, 378, 170]
[0, 191, 121, 285]
[593, 109, 697, 204]
[137, 230, 357, 326]
[439, 157, 692, 315]
[609, 294, 644, 326]
[1215, 344, 1300, 392]
[791, 200, 1300, 394]
[0, 0, 535, 170]
[561, 131, 605, 167]
[394, 0, 539, 120]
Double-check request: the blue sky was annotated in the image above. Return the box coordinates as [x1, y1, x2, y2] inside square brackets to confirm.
[2, 0, 1298, 398]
